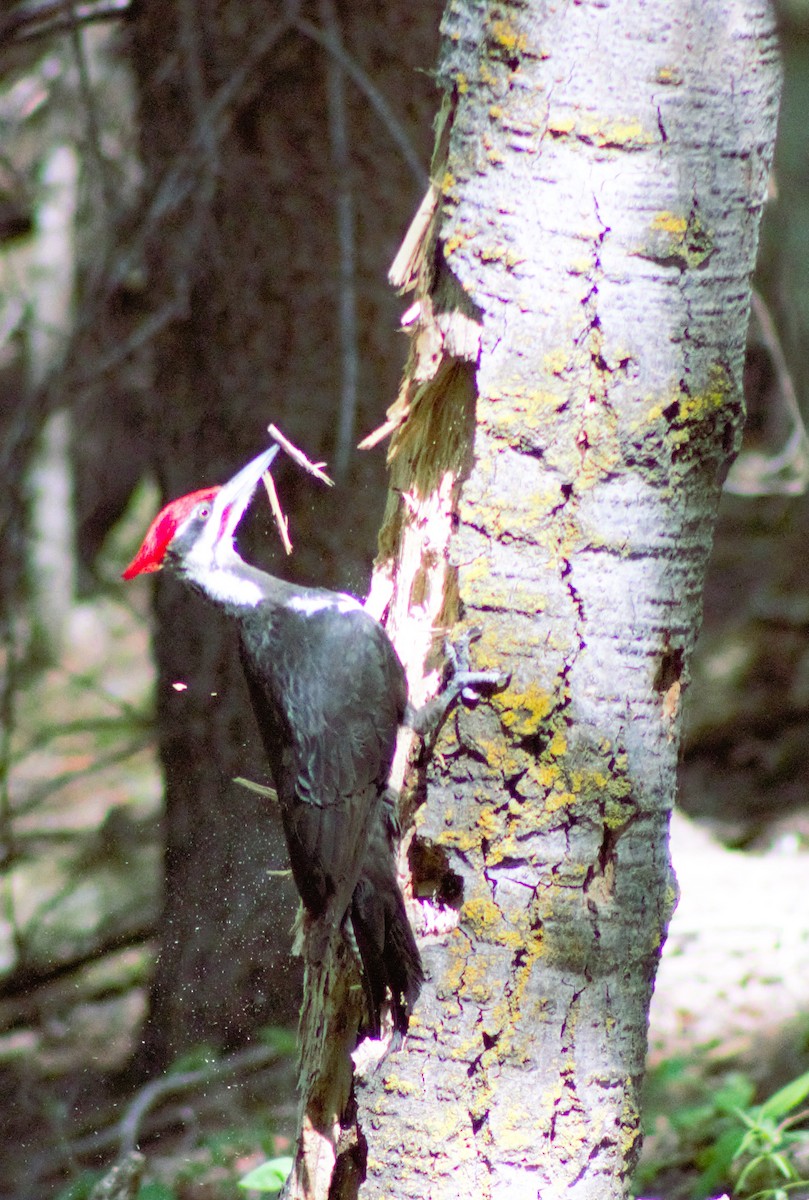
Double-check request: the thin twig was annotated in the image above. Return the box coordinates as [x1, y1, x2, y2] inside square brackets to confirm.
[261, 471, 293, 555]
[268, 423, 334, 486]
[320, 0, 359, 483]
[11, 735, 152, 818]
[59, 7, 300, 398]
[177, 0, 219, 201]
[0, 922, 154, 1004]
[0, 0, 130, 47]
[26, 1045, 286, 1187]
[16, 712, 150, 760]
[67, 1, 117, 220]
[64, 1, 422, 408]
[100, 10, 299, 301]
[295, 15, 428, 189]
[117, 1043, 280, 1154]
[233, 776, 278, 802]
[725, 290, 809, 496]
[65, 1, 294, 386]
[73, 298, 186, 386]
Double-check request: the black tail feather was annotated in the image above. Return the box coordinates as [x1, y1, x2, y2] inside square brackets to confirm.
[347, 787, 424, 1040]
[349, 876, 424, 1041]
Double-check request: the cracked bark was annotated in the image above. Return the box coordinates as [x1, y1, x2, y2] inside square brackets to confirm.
[330, 2, 781, 1198]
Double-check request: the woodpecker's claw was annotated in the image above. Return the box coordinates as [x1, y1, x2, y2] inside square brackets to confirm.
[442, 626, 507, 704]
[407, 627, 507, 740]
[442, 625, 479, 674]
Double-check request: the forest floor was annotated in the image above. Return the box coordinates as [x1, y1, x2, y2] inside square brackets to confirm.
[2, 498, 809, 1200]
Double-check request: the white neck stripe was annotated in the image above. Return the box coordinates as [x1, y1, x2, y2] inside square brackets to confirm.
[193, 565, 264, 607]
[287, 593, 361, 616]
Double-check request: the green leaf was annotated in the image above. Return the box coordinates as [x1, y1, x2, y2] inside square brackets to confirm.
[769, 1151, 797, 1180]
[735, 1152, 768, 1192]
[760, 1071, 809, 1122]
[735, 1107, 762, 1134]
[136, 1185, 177, 1200]
[169, 1043, 219, 1073]
[694, 1126, 746, 1198]
[239, 1157, 294, 1193]
[712, 1073, 757, 1115]
[54, 1173, 103, 1200]
[648, 1055, 689, 1086]
[258, 1025, 298, 1057]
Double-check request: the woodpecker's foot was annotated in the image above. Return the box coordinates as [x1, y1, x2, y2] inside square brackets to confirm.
[407, 627, 508, 742]
[442, 625, 505, 704]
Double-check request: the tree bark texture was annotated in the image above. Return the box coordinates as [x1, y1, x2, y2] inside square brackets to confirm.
[342, 2, 781, 1198]
[120, 0, 442, 1069]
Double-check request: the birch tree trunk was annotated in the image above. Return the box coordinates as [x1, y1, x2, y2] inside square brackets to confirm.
[296, 1, 781, 1197]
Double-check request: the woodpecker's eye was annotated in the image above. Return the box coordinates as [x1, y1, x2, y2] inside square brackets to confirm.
[197, 504, 211, 520]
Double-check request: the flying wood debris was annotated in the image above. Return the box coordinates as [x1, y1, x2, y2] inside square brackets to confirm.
[261, 469, 293, 555]
[233, 776, 279, 803]
[267, 423, 334, 486]
[357, 414, 405, 450]
[262, 424, 335, 554]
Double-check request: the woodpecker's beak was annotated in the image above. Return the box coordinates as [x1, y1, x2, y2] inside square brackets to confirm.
[211, 444, 280, 548]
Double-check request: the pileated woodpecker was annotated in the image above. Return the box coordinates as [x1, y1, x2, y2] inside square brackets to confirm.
[124, 445, 496, 1041]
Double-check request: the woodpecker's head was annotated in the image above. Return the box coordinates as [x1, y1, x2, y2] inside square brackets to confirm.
[123, 446, 279, 598]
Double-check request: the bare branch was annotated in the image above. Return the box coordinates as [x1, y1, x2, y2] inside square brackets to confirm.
[319, 0, 359, 484]
[102, 10, 298, 301]
[725, 290, 809, 496]
[67, 1, 117, 219]
[0, 0, 130, 47]
[0, 922, 154, 1006]
[116, 1043, 280, 1154]
[55, 10, 300, 402]
[25, 1043, 285, 1186]
[73, 297, 187, 385]
[295, 15, 428, 189]
[177, 0, 218, 199]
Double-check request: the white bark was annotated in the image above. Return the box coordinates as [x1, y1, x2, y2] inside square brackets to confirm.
[351, 2, 781, 1198]
[26, 147, 80, 664]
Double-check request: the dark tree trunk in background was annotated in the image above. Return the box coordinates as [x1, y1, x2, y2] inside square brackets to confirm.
[120, 0, 441, 1070]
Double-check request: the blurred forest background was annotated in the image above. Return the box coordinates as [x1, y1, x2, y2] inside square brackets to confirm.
[1, 1, 809, 1198]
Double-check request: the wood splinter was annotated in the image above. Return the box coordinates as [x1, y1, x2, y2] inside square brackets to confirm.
[262, 422, 336, 554]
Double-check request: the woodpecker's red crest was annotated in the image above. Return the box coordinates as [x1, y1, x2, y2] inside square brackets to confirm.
[122, 488, 219, 579]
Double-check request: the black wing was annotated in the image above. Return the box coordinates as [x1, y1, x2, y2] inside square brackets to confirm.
[238, 601, 407, 921]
